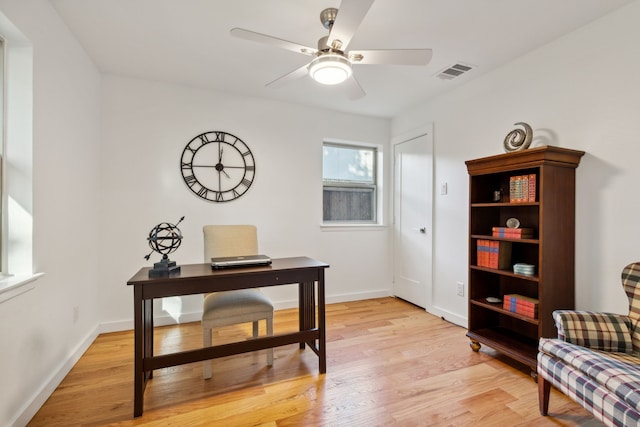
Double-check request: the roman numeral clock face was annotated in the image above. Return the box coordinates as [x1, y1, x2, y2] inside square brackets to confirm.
[180, 131, 255, 202]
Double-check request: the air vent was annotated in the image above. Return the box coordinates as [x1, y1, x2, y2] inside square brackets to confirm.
[436, 63, 474, 80]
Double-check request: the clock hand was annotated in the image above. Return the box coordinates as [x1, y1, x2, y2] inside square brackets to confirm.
[216, 145, 231, 178]
[191, 164, 245, 168]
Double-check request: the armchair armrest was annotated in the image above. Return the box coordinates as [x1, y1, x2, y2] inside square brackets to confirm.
[552, 310, 633, 353]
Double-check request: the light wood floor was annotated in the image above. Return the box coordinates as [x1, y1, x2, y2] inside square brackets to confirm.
[28, 297, 602, 426]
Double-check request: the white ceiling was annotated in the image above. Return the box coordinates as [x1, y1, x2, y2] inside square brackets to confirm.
[50, 0, 634, 118]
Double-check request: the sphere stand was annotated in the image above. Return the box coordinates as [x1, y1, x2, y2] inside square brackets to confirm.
[149, 254, 181, 278]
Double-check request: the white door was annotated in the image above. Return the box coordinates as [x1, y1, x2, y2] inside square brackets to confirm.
[393, 131, 433, 308]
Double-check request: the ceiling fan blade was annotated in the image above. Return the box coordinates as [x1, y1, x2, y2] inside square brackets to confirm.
[344, 75, 366, 100]
[265, 64, 310, 89]
[348, 49, 433, 65]
[328, 0, 375, 51]
[230, 28, 317, 56]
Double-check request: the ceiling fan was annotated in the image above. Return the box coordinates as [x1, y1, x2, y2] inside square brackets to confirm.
[230, 0, 433, 100]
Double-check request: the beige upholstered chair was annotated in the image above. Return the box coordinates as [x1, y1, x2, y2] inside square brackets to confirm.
[202, 225, 274, 379]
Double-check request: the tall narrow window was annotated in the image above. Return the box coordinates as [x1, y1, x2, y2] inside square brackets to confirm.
[0, 12, 38, 299]
[322, 142, 377, 223]
[0, 37, 5, 273]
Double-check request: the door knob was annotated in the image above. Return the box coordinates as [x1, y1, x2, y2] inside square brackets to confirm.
[420, 227, 426, 233]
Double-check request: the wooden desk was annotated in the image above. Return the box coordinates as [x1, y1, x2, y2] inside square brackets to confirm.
[126, 256, 329, 417]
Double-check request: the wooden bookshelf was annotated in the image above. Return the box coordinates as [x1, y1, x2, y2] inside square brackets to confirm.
[465, 146, 584, 376]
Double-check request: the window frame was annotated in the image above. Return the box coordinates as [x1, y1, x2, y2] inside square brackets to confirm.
[0, 18, 41, 304]
[322, 140, 382, 226]
[0, 36, 6, 275]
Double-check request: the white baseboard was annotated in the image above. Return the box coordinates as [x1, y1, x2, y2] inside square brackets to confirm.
[272, 289, 391, 310]
[99, 289, 393, 333]
[326, 289, 391, 305]
[11, 325, 99, 427]
[99, 310, 205, 334]
[426, 305, 467, 328]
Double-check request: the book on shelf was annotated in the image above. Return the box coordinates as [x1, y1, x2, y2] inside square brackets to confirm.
[477, 240, 489, 268]
[503, 294, 539, 319]
[509, 176, 519, 203]
[476, 240, 512, 269]
[509, 174, 537, 203]
[528, 173, 536, 202]
[492, 227, 534, 238]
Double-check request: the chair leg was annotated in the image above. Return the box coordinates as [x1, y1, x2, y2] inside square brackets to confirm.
[267, 316, 274, 366]
[539, 375, 551, 415]
[203, 326, 212, 380]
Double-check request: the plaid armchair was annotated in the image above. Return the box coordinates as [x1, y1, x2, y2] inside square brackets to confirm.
[537, 262, 640, 427]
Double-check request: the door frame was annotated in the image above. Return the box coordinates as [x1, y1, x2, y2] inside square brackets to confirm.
[391, 124, 434, 310]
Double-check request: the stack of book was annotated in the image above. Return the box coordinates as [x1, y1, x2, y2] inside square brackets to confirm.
[503, 294, 539, 319]
[477, 240, 512, 269]
[492, 227, 534, 239]
[509, 174, 536, 203]
[513, 263, 536, 276]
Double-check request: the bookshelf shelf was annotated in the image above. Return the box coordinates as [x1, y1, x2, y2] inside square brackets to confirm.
[471, 202, 540, 208]
[465, 146, 584, 375]
[470, 299, 540, 325]
[470, 265, 540, 282]
[470, 234, 540, 244]
[466, 328, 538, 367]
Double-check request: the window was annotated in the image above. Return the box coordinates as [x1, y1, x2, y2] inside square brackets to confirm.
[0, 37, 4, 272]
[0, 14, 38, 301]
[322, 142, 378, 223]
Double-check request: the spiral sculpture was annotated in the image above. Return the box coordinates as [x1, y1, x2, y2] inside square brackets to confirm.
[503, 122, 532, 152]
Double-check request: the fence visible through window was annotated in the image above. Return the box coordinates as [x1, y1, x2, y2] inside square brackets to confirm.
[322, 143, 377, 223]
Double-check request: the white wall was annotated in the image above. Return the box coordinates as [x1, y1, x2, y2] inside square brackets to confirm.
[0, 1, 102, 426]
[98, 75, 393, 330]
[392, 0, 640, 323]
[0, 3, 392, 421]
[3, 0, 639, 424]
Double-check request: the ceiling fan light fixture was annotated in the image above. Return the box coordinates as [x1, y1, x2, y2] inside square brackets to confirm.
[308, 54, 352, 85]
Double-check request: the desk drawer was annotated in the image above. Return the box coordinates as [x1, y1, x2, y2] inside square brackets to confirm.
[252, 269, 318, 288]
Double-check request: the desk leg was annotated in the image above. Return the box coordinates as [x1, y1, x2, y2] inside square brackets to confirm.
[298, 281, 315, 349]
[144, 297, 154, 378]
[318, 269, 326, 374]
[133, 288, 154, 417]
[133, 285, 144, 417]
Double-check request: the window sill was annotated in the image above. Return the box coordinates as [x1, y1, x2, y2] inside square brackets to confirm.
[0, 272, 44, 304]
[320, 224, 386, 232]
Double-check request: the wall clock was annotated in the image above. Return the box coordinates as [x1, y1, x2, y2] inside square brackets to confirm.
[180, 131, 255, 202]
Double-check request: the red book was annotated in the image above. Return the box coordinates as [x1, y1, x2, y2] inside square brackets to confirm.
[492, 227, 534, 238]
[515, 305, 538, 319]
[478, 241, 511, 269]
[503, 294, 538, 318]
[492, 241, 511, 269]
[477, 240, 490, 267]
[490, 241, 502, 269]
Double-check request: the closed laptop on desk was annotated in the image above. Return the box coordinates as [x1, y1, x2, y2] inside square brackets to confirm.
[211, 254, 272, 268]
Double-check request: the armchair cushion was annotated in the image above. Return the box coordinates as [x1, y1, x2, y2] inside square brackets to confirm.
[539, 338, 640, 416]
[553, 310, 633, 354]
